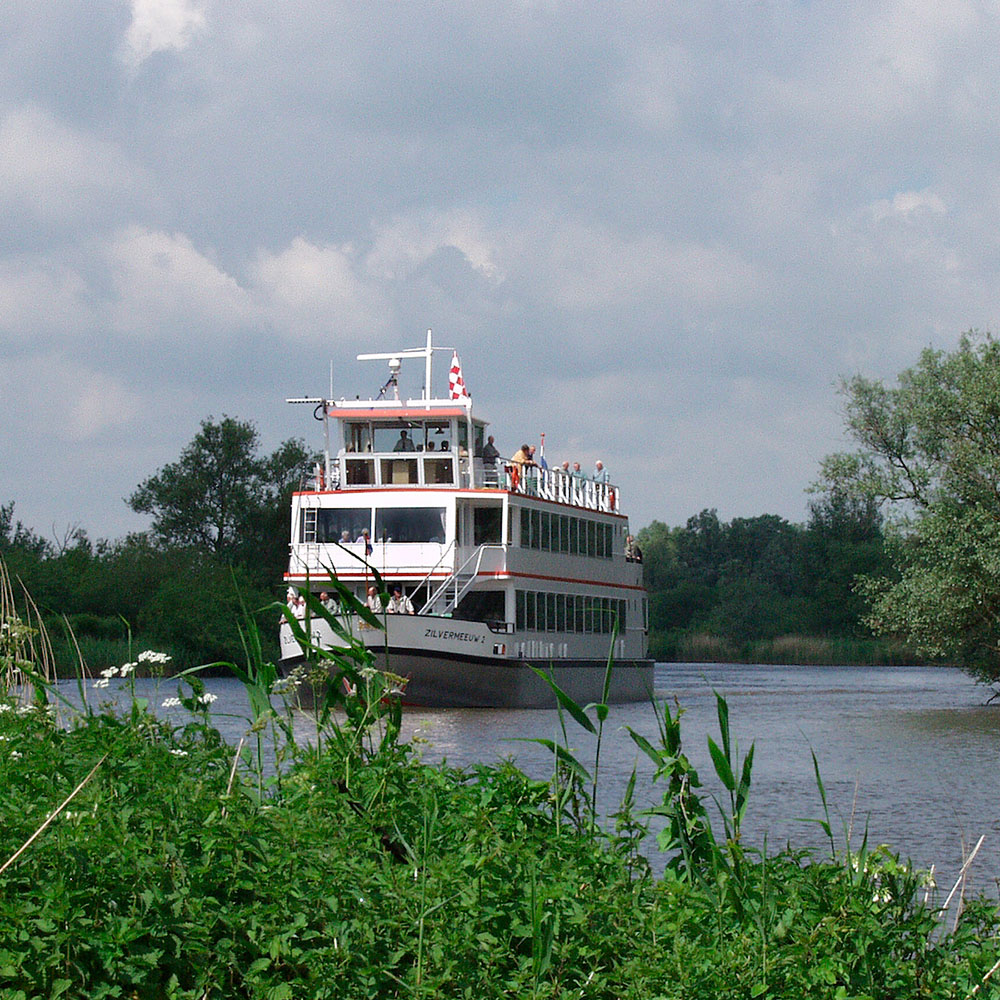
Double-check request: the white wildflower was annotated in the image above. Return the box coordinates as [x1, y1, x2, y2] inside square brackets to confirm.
[161, 697, 181, 708]
[92, 678, 110, 689]
[99, 666, 118, 679]
[138, 650, 172, 664]
[10, 751, 21, 760]
[0, 704, 11, 713]
[120, 663, 136, 676]
[196, 692, 218, 707]
[170, 748, 188, 757]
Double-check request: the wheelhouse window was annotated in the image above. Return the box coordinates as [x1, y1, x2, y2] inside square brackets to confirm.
[344, 422, 372, 453]
[345, 457, 375, 485]
[375, 507, 447, 543]
[376, 422, 418, 453]
[424, 456, 455, 484]
[380, 457, 419, 484]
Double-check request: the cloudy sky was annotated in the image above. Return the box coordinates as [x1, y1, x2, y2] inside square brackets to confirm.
[2, 0, 998, 543]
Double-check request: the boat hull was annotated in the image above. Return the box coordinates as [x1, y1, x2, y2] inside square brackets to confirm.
[280, 615, 654, 708]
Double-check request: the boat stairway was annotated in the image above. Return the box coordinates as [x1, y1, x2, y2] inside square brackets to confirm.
[417, 543, 505, 616]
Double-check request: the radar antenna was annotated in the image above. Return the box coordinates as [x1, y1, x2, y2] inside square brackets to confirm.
[358, 329, 454, 400]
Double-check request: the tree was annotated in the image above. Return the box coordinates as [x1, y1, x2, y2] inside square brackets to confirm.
[817, 331, 1000, 679]
[128, 416, 314, 582]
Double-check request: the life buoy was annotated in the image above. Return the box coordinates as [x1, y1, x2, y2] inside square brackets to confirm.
[510, 464, 520, 491]
[609, 489, 615, 510]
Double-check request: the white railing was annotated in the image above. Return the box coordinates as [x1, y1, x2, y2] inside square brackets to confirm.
[411, 538, 457, 599]
[492, 464, 621, 513]
[419, 543, 507, 615]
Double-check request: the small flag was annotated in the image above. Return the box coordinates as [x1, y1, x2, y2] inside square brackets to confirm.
[448, 351, 471, 402]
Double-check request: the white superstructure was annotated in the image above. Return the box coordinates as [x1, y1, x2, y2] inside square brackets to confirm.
[280, 331, 652, 707]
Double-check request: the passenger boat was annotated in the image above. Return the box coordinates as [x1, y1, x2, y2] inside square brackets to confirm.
[280, 331, 653, 707]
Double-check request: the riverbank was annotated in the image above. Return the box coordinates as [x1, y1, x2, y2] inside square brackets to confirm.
[655, 631, 927, 666]
[2, 667, 999, 997]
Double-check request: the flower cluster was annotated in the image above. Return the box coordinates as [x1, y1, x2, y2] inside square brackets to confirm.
[93, 650, 172, 688]
[271, 664, 308, 696]
[138, 650, 172, 666]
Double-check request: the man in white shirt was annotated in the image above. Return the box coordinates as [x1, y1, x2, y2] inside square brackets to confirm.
[387, 584, 415, 615]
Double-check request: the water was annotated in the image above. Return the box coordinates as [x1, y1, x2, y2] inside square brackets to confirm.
[63, 663, 1000, 895]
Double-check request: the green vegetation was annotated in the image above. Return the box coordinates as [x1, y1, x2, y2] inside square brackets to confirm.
[817, 331, 1000, 682]
[2, 590, 999, 998]
[638, 501, 911, 664]
[0, 416, 313, 675]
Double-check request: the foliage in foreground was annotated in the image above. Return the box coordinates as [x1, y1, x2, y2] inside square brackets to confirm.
[2, 581, 999, 999]
[1, 701, 999, 997]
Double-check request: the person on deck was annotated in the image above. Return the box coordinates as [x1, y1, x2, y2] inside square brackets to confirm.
[387, 585, 415, 615]
[365, 586, 383, 613]
[482, 435, 500, 464]
[625, 535, 643, 563]
[593, 460, 609, 484]
[511, 444, 536, 467]
[393, 430, 416, 452]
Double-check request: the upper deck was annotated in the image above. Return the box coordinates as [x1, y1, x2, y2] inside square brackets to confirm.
[289, 330, 622, 515]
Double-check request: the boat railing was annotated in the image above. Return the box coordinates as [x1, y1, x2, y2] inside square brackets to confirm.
[494, 464, 621, 513]
[419, 543, 507, 616]
[411, 538, 457, 602]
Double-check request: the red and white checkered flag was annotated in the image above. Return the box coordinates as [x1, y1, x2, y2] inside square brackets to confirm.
[448, 351, 470, 402]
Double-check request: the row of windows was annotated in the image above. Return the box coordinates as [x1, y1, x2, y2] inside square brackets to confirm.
[520, 508, 615, 559]
[515, 590, 627, 634]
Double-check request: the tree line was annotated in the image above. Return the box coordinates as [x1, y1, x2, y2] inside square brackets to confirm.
[5, 331, 1000, 680]
[636, 497, 901, 663]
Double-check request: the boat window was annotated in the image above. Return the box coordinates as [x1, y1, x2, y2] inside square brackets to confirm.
[424, 456, 455, 485]
[520, 510, 530, 548]
[380, 458, 419, 484]
[344, 422, 372, 453]
[422, 421, 449, 451]
[313, 507, 371, 543]
[473, 505, 502, 545]
[345, 457, 375, 485]
[375, 422, 419, 453]
[375, 507, 447, 543]
[454, 590, 505, 623]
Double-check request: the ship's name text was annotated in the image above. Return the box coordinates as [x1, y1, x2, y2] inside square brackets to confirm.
[424, 628, 485, 644]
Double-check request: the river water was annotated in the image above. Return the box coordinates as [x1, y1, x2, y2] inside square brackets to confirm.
[65, 663, 1000, 896]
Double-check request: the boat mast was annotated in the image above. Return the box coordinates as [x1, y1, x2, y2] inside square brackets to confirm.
[358, 328, 454, 407]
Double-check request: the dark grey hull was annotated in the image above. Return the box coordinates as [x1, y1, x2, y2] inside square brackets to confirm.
[287, 648, 655, 709]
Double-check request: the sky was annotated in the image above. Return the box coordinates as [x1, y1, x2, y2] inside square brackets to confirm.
[3, 0, 1000, 544]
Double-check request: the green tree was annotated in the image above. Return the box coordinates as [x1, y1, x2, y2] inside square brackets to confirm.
[127, 416, 314, 582]
[817, 331, 1000, 679]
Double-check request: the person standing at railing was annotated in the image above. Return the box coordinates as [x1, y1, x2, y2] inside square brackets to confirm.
[482, 435, 500, 465]
[387, 584, 415, 615]
[365, 586, 383, 614]
[593, 460, 609, 484]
